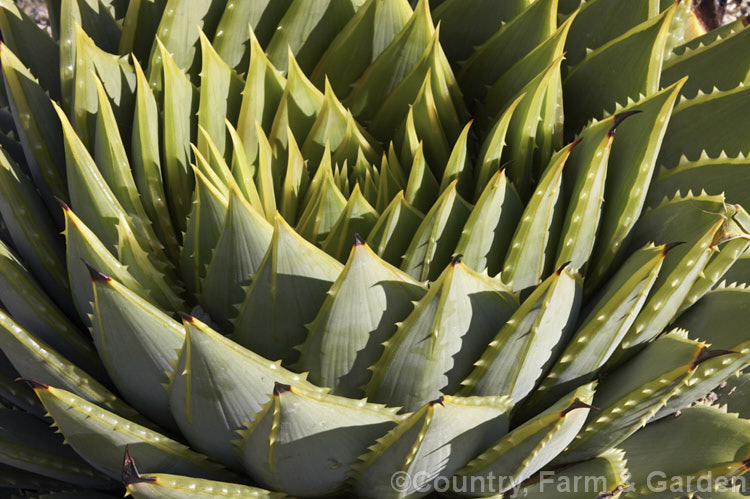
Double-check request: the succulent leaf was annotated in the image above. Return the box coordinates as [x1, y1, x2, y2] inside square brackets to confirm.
[473, 94, 523, 200]
[59, 0, 121, 109]
[158, 39, 197, 232]
[89, 265, 184, 429]
[0, 309, 145, 424]
[31, 383, 232, 481]
[196, 31, 243, 162]
[169, 314, 325, 468]
[321, 185, 379, 261]
[531, 243, 668, 409]
[233, 214, 343, 364]
[235, 29, 286, 168]
[563, 5, 675, 132]
[515, 448, 629, 498]
[346, 0, 434, 120]
[311, 0, 413, 97]
[662, 21, 750, 98]
[0, 2, 60, 101]
[131, 59, 180, 262]
[0, 239, 101, 379]
[298, 238, 425, 397]
[0, 406, 111, 488]
[564, 0, 659, 68]
[614, 194, 746, 358]
[123, 455, 283, 499]
[400, 180, 471, 281]
[587, 79, 686, 292]
[0, 146, 71, 313]
[454, 169, 523, 276]
[454, 383, 597, 496]
[461, 265, 582, 405]
[367, 258, 518, 412]
[239, 383, 400, 497]
[657, 84, 750, 169]
[0, 44, 67, 209]
[458, 0, 556, 101]
[618, 406, 750, 497]
[433, 0, 532, 64]
[555, 331, 732, 464]
[201, 186, 273, 331]
[502, 142, 573, 291]
[145, 0, 224, 89]
[367, 190, 424, 266]
[265, 0, 362, 74]
[352, 395, 513, 499]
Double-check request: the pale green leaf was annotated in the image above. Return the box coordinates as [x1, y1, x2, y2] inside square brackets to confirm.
[366, 190, 424, 267]
[233, 214, 343, 365]
[32, 383, 232, 481]
[461, 266, 582, 405]
[201, 186, 273, 331]
[311, 0, 412, 96]
[169, 315, 325, 467]
[401, 180, 471, 281]
[455, 383, 597, 495]
[298, 239, 425, 397]
[352, 395, 513, 498]
[454, 169, 523, 276]
[367, 259, 517, 412]
[89, 264, 184, 430]
[563, 5, 675, 132]
[240, 383, 399, 496]
[586, 79, 685, 292]
[264, 0, 362, 74]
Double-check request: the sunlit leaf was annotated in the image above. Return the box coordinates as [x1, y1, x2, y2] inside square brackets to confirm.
[233, 214, 343, 365]
[169, 314, 325, 467]
[298, 237, 425, 397]
[401, 180, 471, 281]
[367, 258, 517, 412]
[461, 265, 581, 405]
[264, 0, 362, 74]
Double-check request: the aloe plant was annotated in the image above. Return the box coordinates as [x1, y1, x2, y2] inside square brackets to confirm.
[0, 0, 750, 497]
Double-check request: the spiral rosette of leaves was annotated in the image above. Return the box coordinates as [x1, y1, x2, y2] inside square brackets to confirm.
[1, 0, 750, 497]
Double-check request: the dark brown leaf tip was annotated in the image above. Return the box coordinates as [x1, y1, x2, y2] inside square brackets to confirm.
[561, 398, 598, 417]
[596, 484, 627, 498]
[54, 196, 71, 212]
[556, 261, 572, 275]
[451, 254, 463, 266]
[273, 382, 292, 396]
[428, 396, 445, 407]
[691, 347, 736, 369]
[662, 241, 686, 256]
[81, 259, 111, 283]
[178, 312, 195, 324]
[122, 445, 156, 486]
[15, 378, 49, 390]
[608, 110, 641, 137]
[354, 233, 365, 247]
[568, 138, 583, 151]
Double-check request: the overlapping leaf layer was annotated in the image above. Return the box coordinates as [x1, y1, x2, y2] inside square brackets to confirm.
[0, 0, 750, 497]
